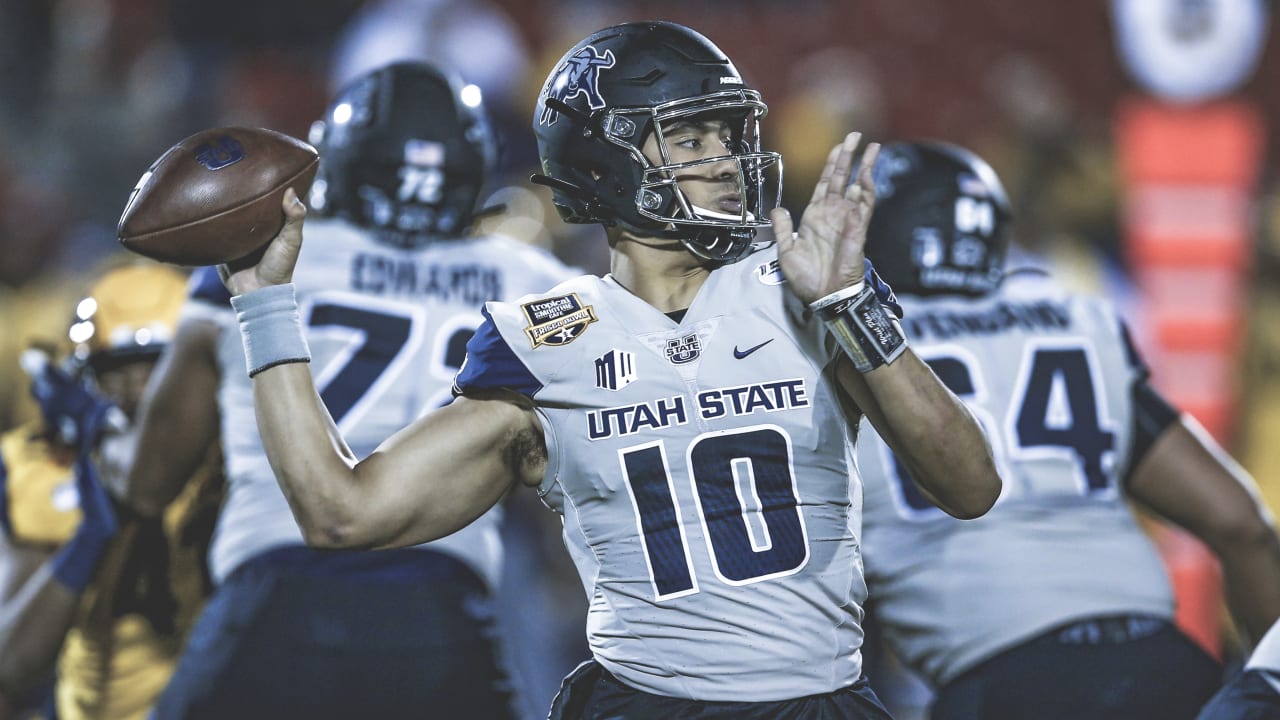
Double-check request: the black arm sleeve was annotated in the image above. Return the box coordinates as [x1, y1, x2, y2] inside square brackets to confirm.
[1125, 379, 1181, 485]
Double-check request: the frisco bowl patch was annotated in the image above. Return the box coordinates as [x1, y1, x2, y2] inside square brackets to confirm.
[522, 293, 598, 347]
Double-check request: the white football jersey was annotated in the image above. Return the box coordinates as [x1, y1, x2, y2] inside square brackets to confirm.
[858, 273, 1174, 687]
[455, 247, 872, 702]
[187, 218, 576, 588]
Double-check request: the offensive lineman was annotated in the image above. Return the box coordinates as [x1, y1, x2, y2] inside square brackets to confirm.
[855, 141, 1280, 719]
[218, 21, 1000, 719]
[122, 62, 575, 718]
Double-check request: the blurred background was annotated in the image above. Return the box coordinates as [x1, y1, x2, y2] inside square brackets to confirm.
[0, 0, 1276, 717]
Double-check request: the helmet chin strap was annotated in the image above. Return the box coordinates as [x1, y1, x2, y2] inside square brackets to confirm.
[679, 225, 760, 264]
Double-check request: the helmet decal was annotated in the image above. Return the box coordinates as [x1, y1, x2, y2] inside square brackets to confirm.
[539, 46, 616, 126]
[912, 227, 945, 269]
[865, 141, 1011, 298]
[310, 61, 496, 246]
[957, 172, 992, 199]
[531, 23, 784, 263]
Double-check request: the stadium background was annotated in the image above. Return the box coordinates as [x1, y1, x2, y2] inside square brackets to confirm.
[0, 0, 1275, 717]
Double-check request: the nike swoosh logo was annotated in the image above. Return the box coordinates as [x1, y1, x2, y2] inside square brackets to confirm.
[733, 338, 774, 359]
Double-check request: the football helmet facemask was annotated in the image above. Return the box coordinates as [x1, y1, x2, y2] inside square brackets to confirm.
[864, 141, 1012, 298]
[309, 61, 497, 247]
[532, 21, 782, 264]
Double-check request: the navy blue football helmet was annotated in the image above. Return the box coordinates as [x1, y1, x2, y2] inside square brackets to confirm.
[532, 21, 782, 263]
[309, 61, 497, 246]
[864, 141, 1012, 297]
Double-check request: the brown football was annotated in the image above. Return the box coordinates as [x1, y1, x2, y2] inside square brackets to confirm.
[117, 126, 319, 266]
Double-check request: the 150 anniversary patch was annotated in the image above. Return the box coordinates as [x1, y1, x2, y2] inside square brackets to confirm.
[522, 293, 598, 347]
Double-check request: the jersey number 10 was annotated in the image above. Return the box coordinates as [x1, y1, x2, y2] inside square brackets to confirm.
[619, 425, 810, 601]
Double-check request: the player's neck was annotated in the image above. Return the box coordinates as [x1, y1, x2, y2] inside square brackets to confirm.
[609, 232, 711, 314]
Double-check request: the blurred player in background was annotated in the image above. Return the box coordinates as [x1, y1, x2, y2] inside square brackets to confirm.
[855, 141, 1280, 719]
[122, 61, 576, 719]
[1199, 616, 1280, 719]
[0, 263, 222, 720]
[218, 21, 1001, 719]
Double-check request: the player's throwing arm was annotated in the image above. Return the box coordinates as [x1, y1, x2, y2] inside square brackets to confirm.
[220, 190, 545, 551]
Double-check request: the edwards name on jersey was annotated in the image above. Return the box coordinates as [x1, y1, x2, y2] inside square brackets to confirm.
[188, 218, 575, 589]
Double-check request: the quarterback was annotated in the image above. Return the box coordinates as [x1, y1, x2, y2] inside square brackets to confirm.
[221, 22, 1000, 719]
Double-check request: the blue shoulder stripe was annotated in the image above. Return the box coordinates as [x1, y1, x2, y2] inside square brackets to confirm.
[188, 266, 232, 307]
[452, 307, 542, 398]
[0, 448, 11, 540]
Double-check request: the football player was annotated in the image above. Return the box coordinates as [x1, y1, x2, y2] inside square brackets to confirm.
[122, 61, 576, 718]
[855, 141, 1280, 719]
[0, 262, 221, 720]
[219, 21, 1001, 719]
[1198, 617, 1280, 718]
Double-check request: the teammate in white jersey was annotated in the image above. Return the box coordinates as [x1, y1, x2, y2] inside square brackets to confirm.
[1198, 617, 1280, 719]
[855, 141, 1280, 720]
[121, 62, 575, 718]
[218, 22, 1001, 719]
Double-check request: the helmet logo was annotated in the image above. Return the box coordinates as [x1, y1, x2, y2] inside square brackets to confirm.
[539, 45, 616, 126]
[952, 236, 987, 268]
[912, 228, 945, 269]
[398, 139, 446, 204]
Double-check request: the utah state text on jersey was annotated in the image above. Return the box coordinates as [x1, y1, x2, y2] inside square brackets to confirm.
[587, 379, 810, 440]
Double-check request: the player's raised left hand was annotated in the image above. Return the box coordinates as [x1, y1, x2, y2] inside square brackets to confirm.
[218, 188, 308, 296]
[773, 132, 880, 305]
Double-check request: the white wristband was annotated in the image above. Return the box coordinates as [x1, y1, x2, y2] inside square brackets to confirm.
[230, 284, 311, 378]
[808, 282, 866, 314]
